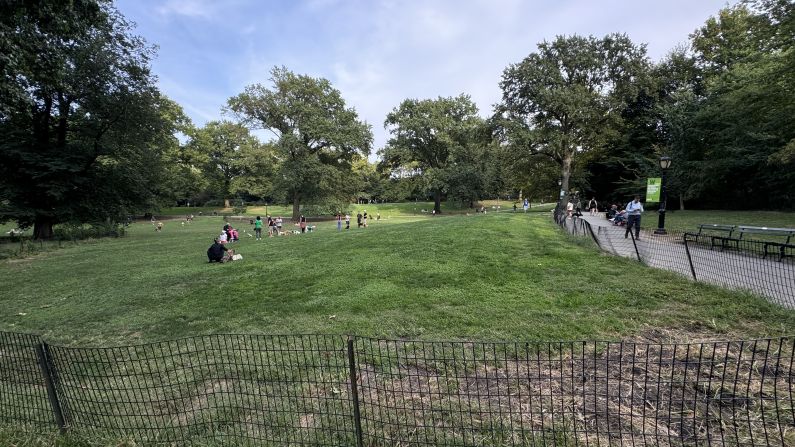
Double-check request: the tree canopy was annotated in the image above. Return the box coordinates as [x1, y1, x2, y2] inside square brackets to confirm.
[0, 0, 182, 238]
[227, 67, 372, 219]
[381, 95, 484, 213]
[498, 34, 650, 205]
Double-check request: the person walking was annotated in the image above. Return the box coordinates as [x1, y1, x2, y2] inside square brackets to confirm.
[345, 213, 351, 230]
[254, 216, 263, 240]
[588, 197, 598, 216]
[624, 195, 644, 239]
[336, 213, 342, 231]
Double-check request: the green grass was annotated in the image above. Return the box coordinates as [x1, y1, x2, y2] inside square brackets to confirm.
[0, 212, 792, 346]
[663, 209, 794, 231]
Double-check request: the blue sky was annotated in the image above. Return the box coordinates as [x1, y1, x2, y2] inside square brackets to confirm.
[116, 0, 732, 155]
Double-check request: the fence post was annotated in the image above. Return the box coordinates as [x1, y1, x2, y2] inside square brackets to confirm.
[683, 234, 698, 281]
[36, 342, 66, 434]
[586, 221, 602, 249]
[629, 229, 642, 263]
[346, 336, 364, 447]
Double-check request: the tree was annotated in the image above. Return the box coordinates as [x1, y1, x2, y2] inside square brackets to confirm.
[381, 95, 481, 213]
[187, 121, 270, 207]
[0, 0, 176, 238]
[227, 67, 372, 219]
[498, 34, 649, 205]
[661, 0, 795, 209]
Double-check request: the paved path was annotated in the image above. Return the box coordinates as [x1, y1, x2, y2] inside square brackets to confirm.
[571, 214, 795, 309]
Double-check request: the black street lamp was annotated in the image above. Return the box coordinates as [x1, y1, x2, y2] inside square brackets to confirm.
[654, 156, 672, 235]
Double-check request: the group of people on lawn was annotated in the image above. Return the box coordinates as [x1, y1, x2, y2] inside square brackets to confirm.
[252, 215, 286, 240]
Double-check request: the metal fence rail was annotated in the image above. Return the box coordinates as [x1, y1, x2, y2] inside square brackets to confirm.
[2, 331, 794, 446]
[0, 332, 55, 428]
[556, 213, 795, 308]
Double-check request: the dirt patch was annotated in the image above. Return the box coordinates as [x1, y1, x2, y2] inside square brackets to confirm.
[356, 328, 795, 446]
[172, 379, 230, 427]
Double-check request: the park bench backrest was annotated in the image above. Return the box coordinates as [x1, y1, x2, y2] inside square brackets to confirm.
[697, 224, 735, 236]
[737, 226, 795, 243]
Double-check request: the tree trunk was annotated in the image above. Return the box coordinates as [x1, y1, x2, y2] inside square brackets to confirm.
[33, 216, 54, 240]
[224, 198, 230, 208]
[679, 196, 685, 210]
[433, 189, 441, 214]
[292, 192, 301, 221]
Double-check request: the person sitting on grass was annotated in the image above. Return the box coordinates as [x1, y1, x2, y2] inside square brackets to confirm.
[207, 238, 234, 263]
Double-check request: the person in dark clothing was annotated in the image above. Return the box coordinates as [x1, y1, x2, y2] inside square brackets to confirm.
[207, 238, 233, 263]
[356, 212, 363, 228]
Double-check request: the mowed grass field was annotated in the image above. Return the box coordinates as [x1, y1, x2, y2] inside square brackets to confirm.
[0, 210, 792, 346]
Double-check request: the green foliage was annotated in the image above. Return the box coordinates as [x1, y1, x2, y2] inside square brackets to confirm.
[227, 67, 373, 219]
[381, 95, 488, 212]
[498, 34, 650, 200]
[0, 1, 181, 238]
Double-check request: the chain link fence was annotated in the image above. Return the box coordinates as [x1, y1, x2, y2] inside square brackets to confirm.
[2, 331, 794, 446]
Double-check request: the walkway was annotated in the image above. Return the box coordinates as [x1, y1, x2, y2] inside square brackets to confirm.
[572, 214, 795, 309]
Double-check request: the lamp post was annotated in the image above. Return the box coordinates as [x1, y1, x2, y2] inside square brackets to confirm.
[654, 156, 672, 235]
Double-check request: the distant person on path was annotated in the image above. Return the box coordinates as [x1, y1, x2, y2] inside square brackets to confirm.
[523, 198, 529, 212]
[299, 215, 307, 233]
[207, 238, 233, 263]
[254, 216, 262, 240]
[566, 200, 574, 218]
[336, 213, 342, 231]
[588, 197, 598, 216]
[624, 195, 644, 239]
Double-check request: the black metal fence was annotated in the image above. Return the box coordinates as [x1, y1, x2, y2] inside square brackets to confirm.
[2, 331, 795, 446]
[556, 212, 795, 308]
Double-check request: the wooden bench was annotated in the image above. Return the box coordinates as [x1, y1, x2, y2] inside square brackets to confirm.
[697, 224, 736, 250]
[737, 226, 795, 261]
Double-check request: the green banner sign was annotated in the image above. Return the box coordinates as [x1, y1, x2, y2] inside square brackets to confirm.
[646, 177, 661, 202]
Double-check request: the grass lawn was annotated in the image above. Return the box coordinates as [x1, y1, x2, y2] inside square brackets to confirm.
[651, 209, 794, 233]
[0, 211, 792, 346]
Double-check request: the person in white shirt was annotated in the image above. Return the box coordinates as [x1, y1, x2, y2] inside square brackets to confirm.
[624, 195, 644, 239]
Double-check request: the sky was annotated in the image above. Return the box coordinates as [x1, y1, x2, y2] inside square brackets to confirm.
[115, 0, 733, 156]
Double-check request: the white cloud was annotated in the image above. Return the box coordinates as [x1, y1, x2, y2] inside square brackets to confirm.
[156, 0, 215, 18]
[119, 0, 735, 160]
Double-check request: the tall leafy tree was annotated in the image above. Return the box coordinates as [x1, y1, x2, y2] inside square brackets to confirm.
[498, 34, 649, 204]
[381, 95, 481, 213]
[227, 67, 372, 219]
[0, 0, 176, 238]
[187, 121, 271, 206]
[679, 0, 795, 208]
